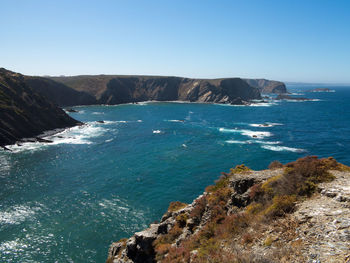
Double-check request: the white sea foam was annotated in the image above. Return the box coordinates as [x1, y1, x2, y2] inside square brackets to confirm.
[225, 140, 249, 144]
[49, 124, 107, 145]
[249, 102, 278, 107]
[105, 139, 113, 143]
[261, 145, 306, 153]
[226, 140, 281, 145]
[92, 112, 104, 115]
[6, 124, 108, 153]
[249, 123, 283, 128]
[219, 128, 272, 139]
[289, 93, 305, 95]
[137, 120, 143, 122]
[166, 120, 185, 123]
[284, 99, 322, 102]
[215, 102, 277, 107]
[153, 130, 162, 134]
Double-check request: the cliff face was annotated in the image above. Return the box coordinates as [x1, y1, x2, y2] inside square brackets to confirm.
[244, 78, 287, 94]
[107, 157, 350, 263]
[51, 76, 261, 105]
[0, 68, 81, 147]
[24, 76, 97, 106]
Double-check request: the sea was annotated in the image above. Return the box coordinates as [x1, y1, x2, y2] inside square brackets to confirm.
[0, 85, 349, 262]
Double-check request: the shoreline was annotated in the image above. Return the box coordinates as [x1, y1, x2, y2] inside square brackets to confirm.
[1, 122, 84, 151]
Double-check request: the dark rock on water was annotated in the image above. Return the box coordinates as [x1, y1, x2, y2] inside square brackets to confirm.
[0, 68, 81, 147]
[275, 94, 311, 101]
[65, 108, 78, 113]
[97, 120, 105, 123]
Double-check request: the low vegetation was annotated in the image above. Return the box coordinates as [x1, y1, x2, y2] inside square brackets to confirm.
[152, 156, 349, 262]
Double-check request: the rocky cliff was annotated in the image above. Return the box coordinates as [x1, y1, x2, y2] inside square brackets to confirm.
[0, 68, 81, 147]
[244, 79, 287, 94]
[51, 75, 261, 105]
[107, 157, 350, 263]
[24, 76, 97, 106]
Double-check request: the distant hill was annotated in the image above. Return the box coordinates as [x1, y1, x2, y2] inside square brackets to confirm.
[0, 68, 80, 147]
[244, 78, 287, 93]
[50, 75, 262, 105]
[24, 76, 97, 106]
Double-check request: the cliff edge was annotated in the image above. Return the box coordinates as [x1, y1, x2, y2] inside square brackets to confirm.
[0, 68, 81, 147]
[50, 75, 261, 105]
[244, 79, 287, 94]
[107, 157, 350, 263]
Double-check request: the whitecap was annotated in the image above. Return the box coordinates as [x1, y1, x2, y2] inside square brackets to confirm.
[254, 140, 281, 145]
[166, 120, 185, 123]
[225, 140, 280, 145]
[261, 145, 306, 153]
[249, 123, 283, 128]
[6, 124, 108, 153]
[225, 140, 249, 144]
[249, 102, 278, 107]
[92, 112, 104, 115]
[105, 139, 113, 143]
[153, 130, 162, 134]
[137, 120, 143, 122]
[219, 128, 272, 139]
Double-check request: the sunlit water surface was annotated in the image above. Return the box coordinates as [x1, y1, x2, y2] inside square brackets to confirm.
[1, 85, 349, 262]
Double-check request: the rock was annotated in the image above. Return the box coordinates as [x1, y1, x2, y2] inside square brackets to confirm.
[0, 68, 81, 147]
[274, 94, 311, 101]
[65, 108, 78, 113]
[97, 120, 105, 123]
[244, 78, 288, 94]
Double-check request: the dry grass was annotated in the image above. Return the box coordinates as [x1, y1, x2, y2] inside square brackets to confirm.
[152, 157, 344, 263]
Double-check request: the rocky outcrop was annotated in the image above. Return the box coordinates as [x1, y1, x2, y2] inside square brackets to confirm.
[106, 169, 280, 263]
[51, 76, 261, 105]
[244, 78, 287, 94]
[274, 94, 312, 101]
[293, 170, 350, 262]
[107, 158, 350, 263]
[0, 68, 81, 147]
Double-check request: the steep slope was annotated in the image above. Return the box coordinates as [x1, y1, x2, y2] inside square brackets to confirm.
[0, 68, 81, 147]
[24, 76, 97, 106]
[51, 75, 262, 105]
[107, 157, 350, 263]
[245, 78, 287, 94]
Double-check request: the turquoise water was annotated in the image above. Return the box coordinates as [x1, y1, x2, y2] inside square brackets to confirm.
[1, 85, 349, 262]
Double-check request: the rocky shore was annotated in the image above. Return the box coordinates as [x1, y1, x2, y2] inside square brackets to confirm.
[0, 68, 81, 148]
[107, 157, 350, 263]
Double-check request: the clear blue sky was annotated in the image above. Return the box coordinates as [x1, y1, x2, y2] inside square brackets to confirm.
[1, 0, 349, 83]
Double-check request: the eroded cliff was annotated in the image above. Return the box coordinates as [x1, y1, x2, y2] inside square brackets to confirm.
[244, 79, 287, 94]
[51, 76, 261, 105]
